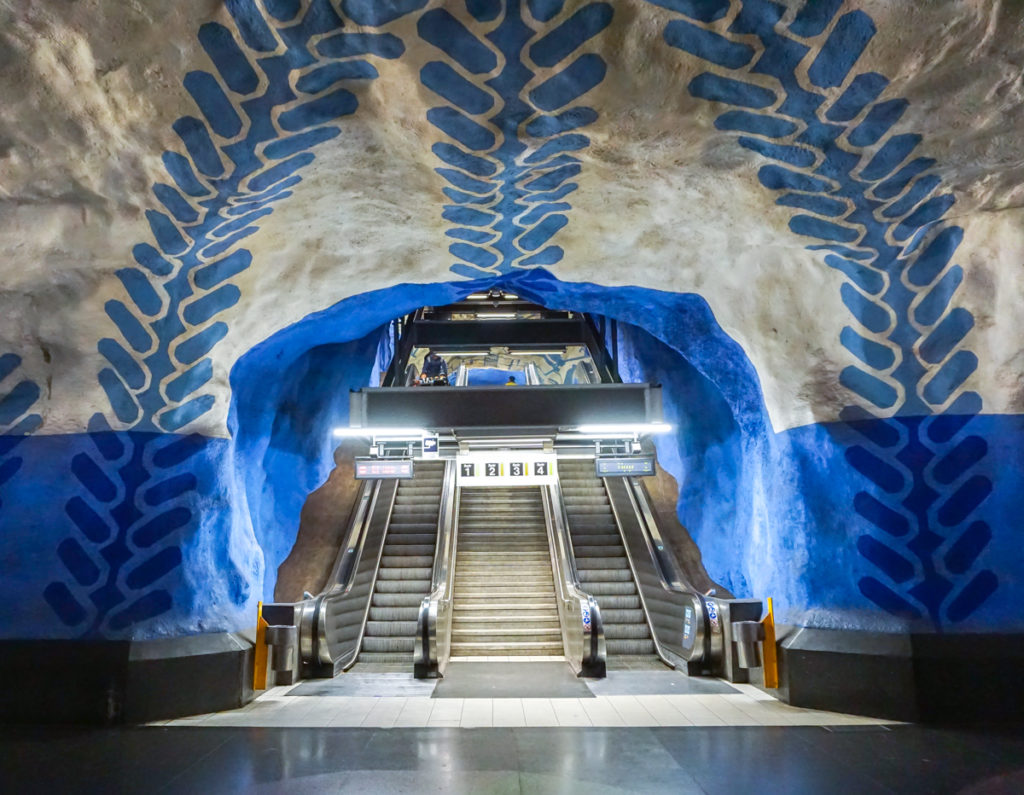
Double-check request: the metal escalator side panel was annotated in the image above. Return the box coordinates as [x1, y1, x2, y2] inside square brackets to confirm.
[542, 480, 607, 678]
[601, 474, 697, 670]
[414, 460, 457, 678]
[299, 478, 378, 672]
[325, 480, 379, 591]
[316, 478, 399, 672]
[623, 476, 716, 669]
[358, 461, 447, 666]
[624, 477, 697, 592]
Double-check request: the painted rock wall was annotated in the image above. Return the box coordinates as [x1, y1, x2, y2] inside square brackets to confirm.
[1, 0, 1022, 639]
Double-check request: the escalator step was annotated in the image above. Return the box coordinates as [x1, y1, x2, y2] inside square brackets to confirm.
[377, 567, 432, 580]
[386, 533, 437, 545]
[364, 620, 417, 636]
[361, 636, 415, 652]
[382, 544, 435, 556]
[368, 607, 419, 621]
[604, 623, 653, 640]
[579, 569, 634, 582]
[375, 579, 432, 593]
[575, 556, 630, 569]
[606, 639, 656, 654]
[357, 653, 411, 663]
[372, 593, 425, 607]
[589, 595, 641, 609]
[570, 530, 621, 540]
[580, 582, 638, 596]
[601, 608, 646, 623]
[380, 555, 433, 568]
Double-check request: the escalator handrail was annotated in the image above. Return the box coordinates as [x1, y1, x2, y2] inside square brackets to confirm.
[624, 476, 701, 594]
[542, 480, 606, 677]
[414, 460, 458, 677]
[314, 478, 399, 670]
[602, 474, 712, 670]
[300, 478, 377, 665]
[326, 480, 378, 591]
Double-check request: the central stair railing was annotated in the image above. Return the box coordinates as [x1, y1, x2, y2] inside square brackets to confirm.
[542, 480, 606, 678]
[414, 460, 458, 678]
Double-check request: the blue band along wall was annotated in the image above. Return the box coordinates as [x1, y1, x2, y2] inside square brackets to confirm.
[1, 0, 1021, 640]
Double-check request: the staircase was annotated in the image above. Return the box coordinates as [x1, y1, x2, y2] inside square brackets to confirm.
[359, 460, 446, 663]
[451, 487, 563, 657]
[558, 460, 657, 658]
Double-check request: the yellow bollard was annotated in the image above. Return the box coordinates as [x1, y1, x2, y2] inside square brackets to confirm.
[761, 597, 779, 689]
[253, 600, 269, 690]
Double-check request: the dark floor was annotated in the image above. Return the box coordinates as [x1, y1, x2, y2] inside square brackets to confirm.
[2, 724, 1022, 794]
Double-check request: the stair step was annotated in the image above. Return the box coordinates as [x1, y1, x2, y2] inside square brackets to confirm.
[454, 590, 557, 598]
[453, 614, 559, 624]
[450, 642, 563, 653]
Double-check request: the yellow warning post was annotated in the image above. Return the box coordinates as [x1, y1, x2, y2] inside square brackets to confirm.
[253, 600, 269, 691]
[761, 597, 779, 689]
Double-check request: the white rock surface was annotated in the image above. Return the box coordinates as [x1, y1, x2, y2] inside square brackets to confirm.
[0, 0, 1021, 436]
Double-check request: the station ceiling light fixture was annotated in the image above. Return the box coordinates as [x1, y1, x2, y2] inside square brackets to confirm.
[569, 422, 674, 436]
[333, 427, 429, 439]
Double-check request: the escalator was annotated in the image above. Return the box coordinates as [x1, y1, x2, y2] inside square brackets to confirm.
[259, 293, 766, 688]
[451, 487, 562, 657]
[558, 460, 658, 661]
[359, 460, 446, 663]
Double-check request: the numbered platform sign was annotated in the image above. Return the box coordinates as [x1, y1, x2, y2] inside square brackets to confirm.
[456, 452, 558, 487]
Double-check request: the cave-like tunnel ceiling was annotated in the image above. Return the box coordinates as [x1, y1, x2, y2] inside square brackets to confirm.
[1, 1, 1023, 639]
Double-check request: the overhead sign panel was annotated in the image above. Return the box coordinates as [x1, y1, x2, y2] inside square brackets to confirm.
[354, 458, 414, 480]
[595, 456, 655, 477]
[457, 452, 557, 487]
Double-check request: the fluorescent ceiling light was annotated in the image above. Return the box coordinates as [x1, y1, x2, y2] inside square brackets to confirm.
[333, 427, 428, 438]
[464, 292, 518, 300]
[571, 423, 674, 436]
[476, 312, 516, 319]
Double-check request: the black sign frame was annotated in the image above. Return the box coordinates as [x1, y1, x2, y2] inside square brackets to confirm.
[595, 455, 655, 477]
[354, 457, 415, 480]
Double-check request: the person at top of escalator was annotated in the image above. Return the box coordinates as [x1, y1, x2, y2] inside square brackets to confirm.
[420, 350, 448, 386]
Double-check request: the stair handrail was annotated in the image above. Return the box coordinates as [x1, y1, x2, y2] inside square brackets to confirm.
[542, 479, 606, 678]
[414, 459, 458, 678]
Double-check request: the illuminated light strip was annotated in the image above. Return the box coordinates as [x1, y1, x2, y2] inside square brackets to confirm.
[570, 423, 674, 436]
[333, 427, 428, 439]
[502, 349, 567, 355]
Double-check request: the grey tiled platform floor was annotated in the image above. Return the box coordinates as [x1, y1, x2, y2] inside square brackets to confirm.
[160, 663, 892, 728]
[2, 724, 1022, 793]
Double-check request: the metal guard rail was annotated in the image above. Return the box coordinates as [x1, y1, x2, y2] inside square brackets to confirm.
[542, 480, 606, 678]
[414, 460, 458, 678]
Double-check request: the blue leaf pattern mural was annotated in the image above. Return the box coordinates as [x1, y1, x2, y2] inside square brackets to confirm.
[0, 353, 43, 511]
[19, 0, 1002, 634]
[48, 0, 412, 635]
[420, 0, 612, 276]
[648, 0, 993, 625]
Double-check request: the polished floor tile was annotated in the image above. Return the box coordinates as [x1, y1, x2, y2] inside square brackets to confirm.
[159, 665, 904, 730]
[2, 725, 1022, 794]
